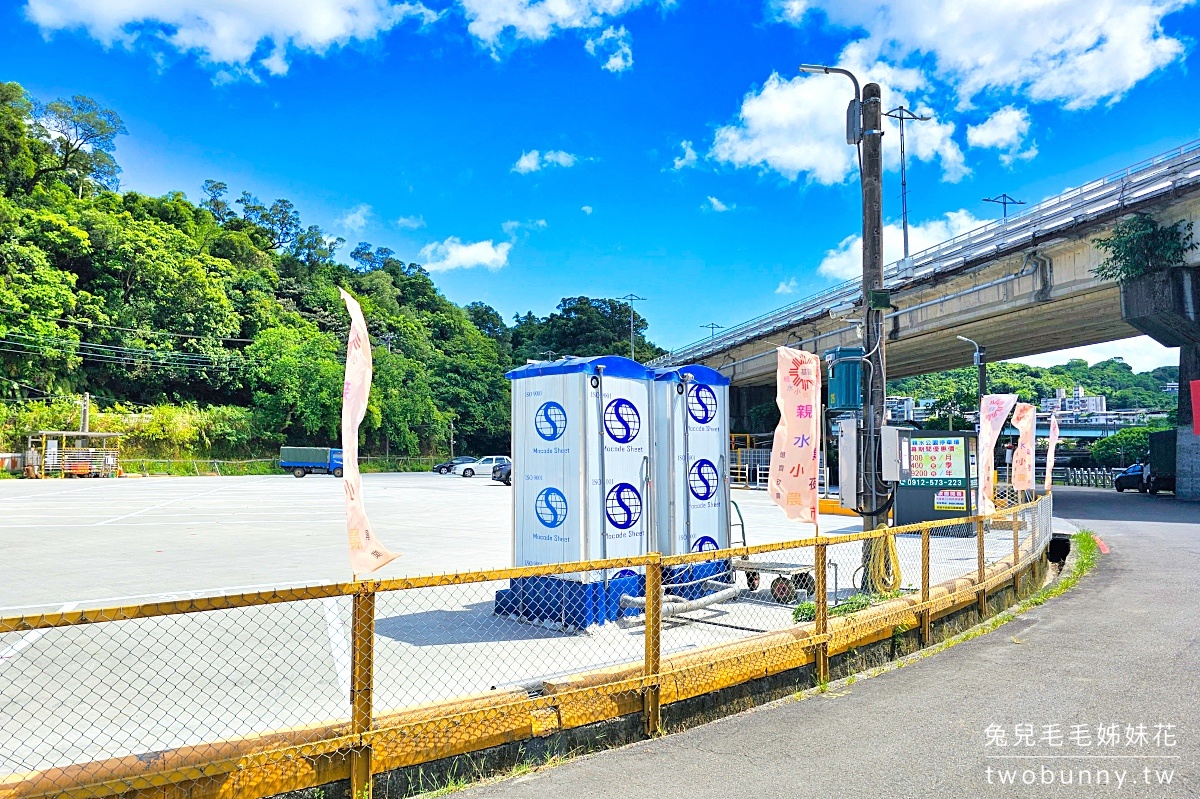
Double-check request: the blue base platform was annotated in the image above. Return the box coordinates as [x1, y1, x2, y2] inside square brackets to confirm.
[663, 560, 733, 601]
[495, 571, 644, 629]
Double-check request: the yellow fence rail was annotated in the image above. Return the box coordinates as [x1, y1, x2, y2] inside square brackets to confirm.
[0, 493, 1054, 799]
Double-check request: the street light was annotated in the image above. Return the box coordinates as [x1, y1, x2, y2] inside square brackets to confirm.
[956, 335, 987, 409]
[617, 293, 646, 361]
[800, 62, 888, 540]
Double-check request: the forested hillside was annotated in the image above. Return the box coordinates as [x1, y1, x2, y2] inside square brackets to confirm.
[0, 83, 659, 458]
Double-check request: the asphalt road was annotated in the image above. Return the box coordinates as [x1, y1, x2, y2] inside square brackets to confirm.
[464, 487, 1200, 799]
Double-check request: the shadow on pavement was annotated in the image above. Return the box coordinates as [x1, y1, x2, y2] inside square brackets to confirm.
[1051, 486, 1193, 525]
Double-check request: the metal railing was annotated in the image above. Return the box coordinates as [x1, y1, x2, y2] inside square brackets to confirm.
[651, 138, 1200, 367]
[0, 492, 1053, 799]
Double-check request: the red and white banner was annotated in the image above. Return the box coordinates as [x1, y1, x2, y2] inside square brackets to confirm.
[1010, 402, 1037, 492]
[339, 288, 400, 575]
[768, 347, 823, 525]
[977, 393, 1018, 516]
[1044, 414, 1060, 493]
[1192, 380, 1200, 436]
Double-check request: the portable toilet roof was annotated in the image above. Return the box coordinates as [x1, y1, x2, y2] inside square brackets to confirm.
[506, 355, 654, 381]
[652, 364, 731, 385]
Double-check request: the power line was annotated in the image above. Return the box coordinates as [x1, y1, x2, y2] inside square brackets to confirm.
[0, 307, 254, 343]
[4, 332, 260, 368]
[0, 341, 252, 373]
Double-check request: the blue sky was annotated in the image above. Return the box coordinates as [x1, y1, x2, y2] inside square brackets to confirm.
[2, 0, 1197, 370]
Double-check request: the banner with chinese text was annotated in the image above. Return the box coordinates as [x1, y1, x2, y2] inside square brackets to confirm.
[340, 288, 400, 574]
[1044, 414, 1060, 493]
[977, 393, 1018, 516]
[1011, 402, 1037, 492]
[768, 347, 822, 524]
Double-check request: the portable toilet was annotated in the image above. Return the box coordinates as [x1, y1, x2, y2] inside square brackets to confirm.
[652, 365, 731, 599]
[496, 356, 654, 628]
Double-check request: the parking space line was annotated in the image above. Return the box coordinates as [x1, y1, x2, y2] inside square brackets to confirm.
[0, 602, 78, 672]
[92, 480, 267, 526]
[321, 589, 352, 703]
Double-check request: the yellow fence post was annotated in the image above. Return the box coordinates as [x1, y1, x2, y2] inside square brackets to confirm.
[1011, 510, 1021, 597]
[919, 524, 931, 646]
[643, 554, 662, 737]
[975, 518, 987, 618]
[350, 586, 375, 799]
[815, 542, 828, 684]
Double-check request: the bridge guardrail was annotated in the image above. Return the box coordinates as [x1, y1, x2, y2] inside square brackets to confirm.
[0, 491, 1053, 799]
[651, 138, 1200, 367]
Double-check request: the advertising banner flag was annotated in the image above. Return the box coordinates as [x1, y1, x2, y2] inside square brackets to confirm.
[977, 393, 1018, 516]
[1192, 380, 1200, 436]
[1044, 414, 1060, 493]
[1010, 402, 1037, 492]
[768, 347, 822, 524]
[339, 288, 399, 575]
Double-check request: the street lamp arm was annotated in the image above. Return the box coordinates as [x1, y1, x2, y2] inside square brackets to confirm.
[798, 64, 860, 100]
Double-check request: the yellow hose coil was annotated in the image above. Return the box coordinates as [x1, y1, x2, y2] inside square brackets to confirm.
[867, 524, 901, 592]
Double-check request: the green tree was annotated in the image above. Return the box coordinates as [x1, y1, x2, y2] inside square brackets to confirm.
[1090, 427, 1154, 467]
[1093, 213, 1196, 283]
[29, 94, 126, 193]
[0, 82, 37, 197]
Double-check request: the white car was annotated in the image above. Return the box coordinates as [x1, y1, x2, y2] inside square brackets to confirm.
[452, 455, 510, 478]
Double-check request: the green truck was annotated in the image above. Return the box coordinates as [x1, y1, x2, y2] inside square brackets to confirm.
[1146, 430, 1176, 495]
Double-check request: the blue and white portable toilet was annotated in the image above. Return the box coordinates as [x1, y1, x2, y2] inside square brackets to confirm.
[652, 365, 731, 597]
[496, 356, 654, 628]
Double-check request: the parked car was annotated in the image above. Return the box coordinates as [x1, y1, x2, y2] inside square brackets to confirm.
[1113, 463, 1144, 492]
[433, 456, 477, 475]
[492, 461, 512, 485]
[453, 455, 510, 478]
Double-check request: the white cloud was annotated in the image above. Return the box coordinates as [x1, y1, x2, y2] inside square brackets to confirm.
[711, 71, 859, 185]
[1008, 336, 1178, 373]
[776, 278, 799, 294]
[585, 25, 632, 72]
[336, 203, 372, 232]
[25, 0, 440, 78]
[581, 205, 593, 214]
[768, 0, 810, 23]
[461, 0, 643, 45]
[817, 209, 985, 279]
[704, 196, 732, 212]
[710, 59, 965, 185]
[672, 139, 697, 170]
[512, 148, 578, 173]
[542, 149, 577, 167]
[418, 236, 511, 272]
[501, 218, 548, 235]
[967, 106, 1038, 165]
[792, 0, 1191, 110]
[396, 214, 426, 229]
[512, 150, 542, 174]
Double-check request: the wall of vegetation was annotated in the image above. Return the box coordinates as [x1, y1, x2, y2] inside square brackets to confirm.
[0, 83, 662, 459]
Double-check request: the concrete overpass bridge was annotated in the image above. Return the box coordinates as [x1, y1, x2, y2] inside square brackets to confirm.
[650, 140, 1200, 497]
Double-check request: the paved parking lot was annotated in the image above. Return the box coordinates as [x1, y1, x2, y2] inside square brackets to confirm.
[0, 473, 1028, 778]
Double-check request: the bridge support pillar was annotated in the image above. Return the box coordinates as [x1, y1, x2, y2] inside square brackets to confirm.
[1121, 267, 1200, 502]
[1177, 344, 1199, 502]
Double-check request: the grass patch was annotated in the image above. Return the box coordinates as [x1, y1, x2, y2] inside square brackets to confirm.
[792, 590, 905, 623]
[411, 749, 577, 797]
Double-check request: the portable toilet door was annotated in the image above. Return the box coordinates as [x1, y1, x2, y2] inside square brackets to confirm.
[652, 365, 731, 557]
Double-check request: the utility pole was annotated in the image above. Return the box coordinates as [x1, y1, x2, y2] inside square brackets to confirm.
[448, 418, 455, 459]
[701, 322, 724, 340]
[983, 193, 1026, 219]
[617, 294, 646, 361]
[81, 392, 90, 433]
[860, 82, 887, 535]
[882, 106, 930, 259]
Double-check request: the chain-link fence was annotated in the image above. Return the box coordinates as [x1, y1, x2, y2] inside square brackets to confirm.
[1, 494, 1054, 799]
